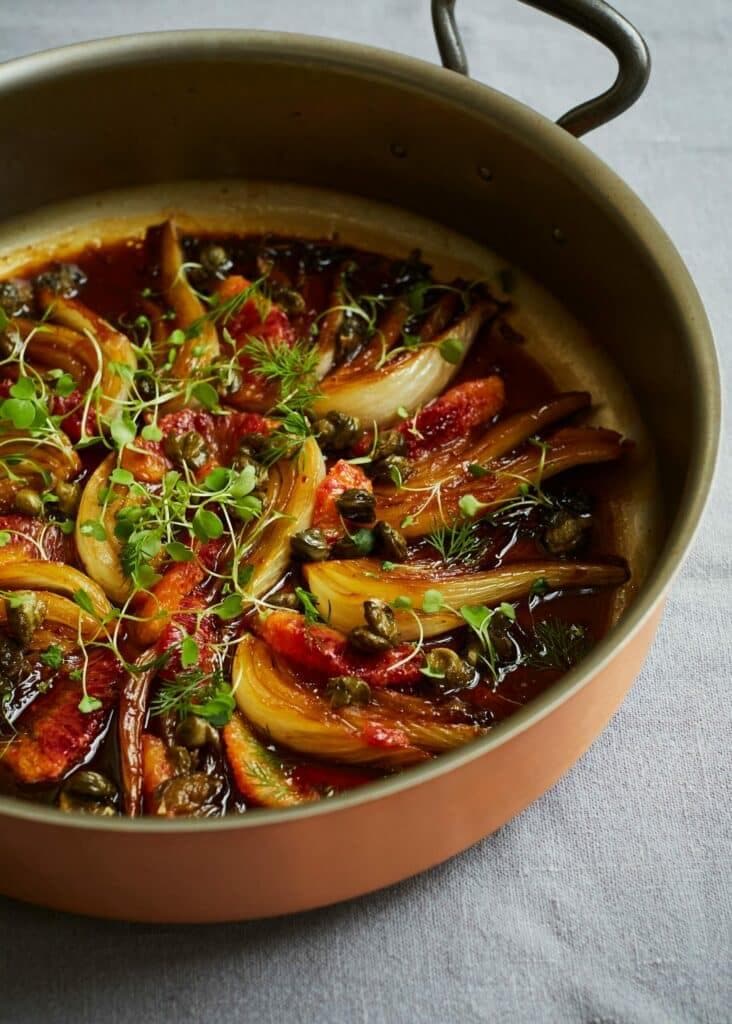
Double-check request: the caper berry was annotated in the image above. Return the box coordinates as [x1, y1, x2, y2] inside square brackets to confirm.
[64, 770, 118, 801]
[374, 429, 407, 460]
[363, 599, 398, 644]
[373, 521, 408, 562]
[163, 430, 209, 471]
[424, 647, 475, 689]
[335, 488, 376, 523]
[543, 510, 591, 556]
[6, 592, 46, 648]
[327, 675, 371, 709]
[291, 527, 330, 562]
[313, 411, 361, 452]
[13, 487, 43, 518]
[175, 714, 220, 750]
[367, 454, 412, 486]
[268, 590, 301, 611]
[200, 243, 232, 279]
[36, 262, 86, 298]
[0, 278, 33, 317]
[348, 627, 393, 654]
[54, 480, 81, 517]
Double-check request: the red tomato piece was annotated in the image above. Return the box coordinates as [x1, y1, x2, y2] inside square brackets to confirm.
[2, 649, 122, 784]
[399, 377, 505, 457]
[0, 515, 71, 562]
[312, 460, 372, 539]
[258, 611, 424, 688]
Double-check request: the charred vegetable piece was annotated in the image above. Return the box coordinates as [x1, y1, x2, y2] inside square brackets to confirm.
[258, 610, 424, 688]
[223, 712, 315, 808]
[2, 649, 121, 784]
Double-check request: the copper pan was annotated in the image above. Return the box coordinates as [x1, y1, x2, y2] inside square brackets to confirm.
[0, 1, 720, 922]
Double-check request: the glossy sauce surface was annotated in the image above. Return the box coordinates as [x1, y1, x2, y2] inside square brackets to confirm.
[0, 231, 627, 815]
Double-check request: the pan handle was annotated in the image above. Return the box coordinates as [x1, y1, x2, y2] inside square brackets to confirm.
[431, 0, 651, 137]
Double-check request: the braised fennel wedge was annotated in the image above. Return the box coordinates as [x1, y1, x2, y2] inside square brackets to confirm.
[0, 223, 633, 818]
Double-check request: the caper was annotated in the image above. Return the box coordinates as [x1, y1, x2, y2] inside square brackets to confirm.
[175, 714, 220, 750]
[239, 431, 269, 455]
[270, 283, 306, 315]
[488, 612, 515, 662]
[6, 592, 46, 647]
[0, 278, 33, 317]
[36, 262, 86, 298]
[363, 599, 398, 644]
[54, 480, 81, 517]
[313, 411, 361, 452]
[330, 533, 372, 560]
[155, 773, 222, 816]
[135, 373, 157, 401]
[367, 454, 412, 486]
[232, 451, 268, 488]
[268, 590, 301, 611]
[335, 488, 376, 523]
[167, 745, 195, 775]
[373, 521, 408, 562]
[337, 310, 368, 359]
[348, 627, 393, 654]
[326, 675, 371, 709]
[374, 429, 407, 460]
[256, 249, 276, 277]
[464, 640, 483, 668]
[163, 430, 209, 471]
[64, 770, 118, 801]
[0, 634, 23, 682]
[13, 488, 43, 518]
[543, 510, 591, 556]
[291, 527, 330, 562]
[58, 792, 116, 816]
[0, 333, 15, 358]
[200, 243, 232, 279]
[424, 647, 475, 689]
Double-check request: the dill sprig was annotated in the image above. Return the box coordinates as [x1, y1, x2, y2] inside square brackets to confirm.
[526, 620, 590, 671]
[240, 335, 321, 413]
[426, 519, 486, 566]
[150, 666, 235, 725]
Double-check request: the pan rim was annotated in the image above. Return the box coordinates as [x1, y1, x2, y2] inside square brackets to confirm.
[0, 29, 721, 833]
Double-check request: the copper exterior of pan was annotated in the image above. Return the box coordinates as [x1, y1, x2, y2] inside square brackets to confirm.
[0, 13, 720, 921]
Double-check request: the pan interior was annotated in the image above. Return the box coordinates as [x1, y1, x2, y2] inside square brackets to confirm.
[0, 178, 661, 630]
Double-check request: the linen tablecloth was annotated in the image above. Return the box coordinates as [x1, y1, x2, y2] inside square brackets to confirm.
[0, 2, 729, 1021]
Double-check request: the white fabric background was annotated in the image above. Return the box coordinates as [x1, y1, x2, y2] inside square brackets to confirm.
[0, 2, 729, 1022]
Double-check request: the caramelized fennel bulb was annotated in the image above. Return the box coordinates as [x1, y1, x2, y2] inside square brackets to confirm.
[233, 633, 484, 767]
[305, 559, 629, 639]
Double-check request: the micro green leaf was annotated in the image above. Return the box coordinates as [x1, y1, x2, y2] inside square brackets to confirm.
[192, 506, 224, 541]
